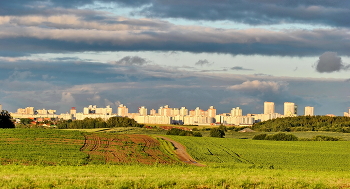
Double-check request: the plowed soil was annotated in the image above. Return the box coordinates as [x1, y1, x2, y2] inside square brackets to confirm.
[81, 133, 177, 164]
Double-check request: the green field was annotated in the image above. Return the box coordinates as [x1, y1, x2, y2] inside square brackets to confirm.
[166, 136, 350, 171]
[1, 128, 350, 188]
[1, 164, 349, 188]
[0, 129, 87, 165]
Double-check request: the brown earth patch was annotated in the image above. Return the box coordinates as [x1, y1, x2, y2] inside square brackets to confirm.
[80, 133, 178, 165]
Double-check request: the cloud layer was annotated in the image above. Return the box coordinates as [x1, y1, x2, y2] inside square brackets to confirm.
[1, 0, 350, 116]
[2, 0, 350, 27]
[0, 3, 349, 57]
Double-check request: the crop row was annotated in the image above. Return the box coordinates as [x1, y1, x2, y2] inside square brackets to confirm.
[166, 135, 350, 171]
[0, 129, 87, 165]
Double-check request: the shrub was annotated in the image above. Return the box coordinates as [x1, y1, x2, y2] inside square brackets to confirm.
[166, 128, 182, 135]
[312, 135, 340, 141]
[252, 134, 267, 140]
[0, 110, 15, 128]
[193, 132, 202, 137]
[218, 125, 227, 132]
[265, 133, 298, 141]
[210, 128, 225, 138]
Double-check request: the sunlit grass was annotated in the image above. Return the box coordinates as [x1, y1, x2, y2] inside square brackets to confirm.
[0, 164, 349, 188]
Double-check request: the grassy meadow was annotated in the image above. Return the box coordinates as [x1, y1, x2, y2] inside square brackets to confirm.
[1, 128, 350, 188]
[1, 164, 350, 188]
[166, 135, 350, 171]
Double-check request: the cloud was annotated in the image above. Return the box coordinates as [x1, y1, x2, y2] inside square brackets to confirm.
[1, 13, 350, 56]
[2, 1, 350, 28]
[230, 66, 253, 71]
[114, 0, 350, 28]
[195, 59, 213, 66]
[114, 56, 149, 66]
[227, 80, 287, 94]
[315, 52, 349, 73]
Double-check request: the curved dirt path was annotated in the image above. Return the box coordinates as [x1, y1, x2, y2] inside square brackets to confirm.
[157, 136, 206, 167]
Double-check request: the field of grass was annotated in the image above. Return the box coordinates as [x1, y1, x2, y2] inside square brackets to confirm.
[1, 164, 349, 188]
[226, 131, 350, 140]
[0, 129, 88, 165]
[166, 135, 350, 171]
[1, 128, 350, 188]
[66, 125, 350, 140]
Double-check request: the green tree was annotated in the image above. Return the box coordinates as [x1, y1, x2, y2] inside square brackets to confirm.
[0, 110, 15, 128]
[20, 118, 33, 125]
[210, 128, 225, 138]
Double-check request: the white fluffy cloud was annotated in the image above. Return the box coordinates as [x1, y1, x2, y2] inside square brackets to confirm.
[227, 80, 287, 94]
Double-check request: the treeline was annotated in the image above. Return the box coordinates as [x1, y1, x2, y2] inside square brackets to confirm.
[253, 133, 341, 141]
[166, 128, 202, 137]
[252, 116, 350, 133]
[57, 117, 143, 129]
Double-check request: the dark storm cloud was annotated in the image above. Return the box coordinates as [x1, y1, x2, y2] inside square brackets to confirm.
[0, 60, 173, 86]
[195, 59, 213, 66]
[2, 0, 350, 27]
[1, 0, 350, 57]
[117, 0, 350, 28]
[114, 56, 149, 66]
[315, 52, 350, 73]
[0, 51, 30, 57]
[231, 66, 253, 71]
[1, 27, 349, 57]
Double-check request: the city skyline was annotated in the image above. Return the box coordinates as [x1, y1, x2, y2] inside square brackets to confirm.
[7, 101, 324, 117]
[0, 1, 349, 116]
[9, 101, 350, 125]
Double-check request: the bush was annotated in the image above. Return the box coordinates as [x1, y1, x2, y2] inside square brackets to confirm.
[252, 134, 267, 140]
[0, 110, 15, 128]
[210, 128, 225, 138]
[218, 125, 227, 132]
[166, 128, 202, 137]
[193, 132, 202, 137]
[166, 128, 182, 135]
[312, 135, 340, 141]
[265, 133, 298, 141]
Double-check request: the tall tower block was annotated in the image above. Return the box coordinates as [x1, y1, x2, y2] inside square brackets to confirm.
[284, 102, 297, 116]
[304, 106, 314, 116]
[264, 102, 275, 114]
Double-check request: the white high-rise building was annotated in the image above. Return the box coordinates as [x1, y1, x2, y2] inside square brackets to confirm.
[194, 107, 202, 116]
[284, 102, 297, 116]
[344, 108, 350, 117]
[207, 106, 216, 117]
[150, 109, 156, 115]
[179, 107, 188, 116]
[0, 104, 2, 112]
[17, 107, 35, 115]
[172, 108, 180, 116]
[118, 104, 128, 117]
[264, 102, 275, 114]
[304, 106, 314, 116]
[231, 107, 243, 116]
[139, 106, 147, 116]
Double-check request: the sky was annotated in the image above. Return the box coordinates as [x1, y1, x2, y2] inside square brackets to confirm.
[0, 0, 350, 115]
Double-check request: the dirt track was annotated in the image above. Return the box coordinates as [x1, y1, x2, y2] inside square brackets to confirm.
[157, 136, 205, 167]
